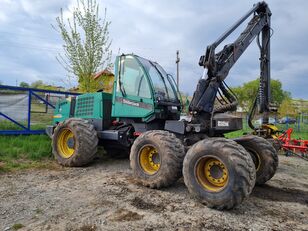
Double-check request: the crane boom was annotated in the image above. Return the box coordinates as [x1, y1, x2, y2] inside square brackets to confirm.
[189, 1, 272, 126]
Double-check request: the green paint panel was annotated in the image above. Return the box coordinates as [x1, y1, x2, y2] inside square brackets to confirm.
[53, 98, 71, 124]
[112, 97, 153, 119]
[74, 92, 112, 119]
[53, 92, 112, 125]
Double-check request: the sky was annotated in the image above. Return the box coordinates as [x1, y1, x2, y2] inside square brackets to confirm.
[0, 0, 307, 99]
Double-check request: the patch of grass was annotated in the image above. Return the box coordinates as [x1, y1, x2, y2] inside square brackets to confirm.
[12, 223, 24, 230]
[31, 104, 53, 124]
[0, 134, 53, 172]
[225, 130, 247, 139]
[0, 120, 48, 131]
[0, 121, 25, 130]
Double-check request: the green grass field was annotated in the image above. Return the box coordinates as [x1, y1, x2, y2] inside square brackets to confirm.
[0, 101, 55, 172]
[0, 135, 53, 172]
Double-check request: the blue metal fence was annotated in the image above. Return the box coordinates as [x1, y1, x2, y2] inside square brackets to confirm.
[0, 85, 80, 135]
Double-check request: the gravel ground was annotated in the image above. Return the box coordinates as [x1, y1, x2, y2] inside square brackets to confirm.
[0, 155, 307, 231]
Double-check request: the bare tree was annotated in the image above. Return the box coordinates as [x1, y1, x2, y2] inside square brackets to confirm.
[55, 0, 112, 92]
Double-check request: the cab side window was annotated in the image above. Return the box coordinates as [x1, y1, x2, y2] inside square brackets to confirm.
[120, 57, 151, 98]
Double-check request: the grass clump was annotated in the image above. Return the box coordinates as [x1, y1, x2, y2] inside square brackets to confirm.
[12, 223, 24, 230]
[0, 134, 53, 172]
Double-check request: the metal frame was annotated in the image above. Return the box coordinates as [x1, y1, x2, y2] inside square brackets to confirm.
[278, 128, 308, 160]
[0, 85, 80, 135]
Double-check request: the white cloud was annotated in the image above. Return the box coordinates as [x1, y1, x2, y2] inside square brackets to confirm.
[0, 11, 8, 23]
[0, 0, 307, 99]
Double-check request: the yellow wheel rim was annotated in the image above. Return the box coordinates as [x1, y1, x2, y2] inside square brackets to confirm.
[195, 157, 228, 192]
[139, 145, 160, 175]
[57, 128, 75, 158]
[255, 153, 261, 172]
[249, 150, 261, 172]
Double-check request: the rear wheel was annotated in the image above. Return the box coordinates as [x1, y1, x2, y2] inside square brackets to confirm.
[52, 118, 98, 167]
[235, 135, 278, 185]
[183, 138, 256, 210]
[130, 130, 185, 188]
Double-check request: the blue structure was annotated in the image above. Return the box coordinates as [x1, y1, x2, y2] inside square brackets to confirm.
[0, 85, 80, 135]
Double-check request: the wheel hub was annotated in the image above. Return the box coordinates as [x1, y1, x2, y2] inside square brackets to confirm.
[149, 151, 160, 166]
[209, 164, 223, 179]
[139, 146, 161, 175]
[67, 137, 75, 149]
[205, 160, 228, 187]
[196, 157, 229, 192]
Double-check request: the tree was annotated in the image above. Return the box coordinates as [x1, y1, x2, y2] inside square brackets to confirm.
[278, 98, 297, 117]
[31, 80, 44, 88]
[232, 78, 290, 112]
[55, 0, 112, 92]
[30, 80, 63, 91]
[19, 82, 30, 88]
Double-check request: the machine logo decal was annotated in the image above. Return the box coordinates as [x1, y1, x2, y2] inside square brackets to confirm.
[116, 97, 152, 110]
[123, 98, 139, 107]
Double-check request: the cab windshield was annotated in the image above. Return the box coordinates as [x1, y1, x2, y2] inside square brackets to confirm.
[137, 56, 179, 103]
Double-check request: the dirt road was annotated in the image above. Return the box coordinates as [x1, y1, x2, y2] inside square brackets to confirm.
[0, 155, 307, 231]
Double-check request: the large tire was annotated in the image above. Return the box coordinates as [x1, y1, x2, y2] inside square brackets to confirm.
[235, 135, 278, 185]
[52, 118, 98, 167]
[183, 138, 256, 210]
[130, 130, 185, 188]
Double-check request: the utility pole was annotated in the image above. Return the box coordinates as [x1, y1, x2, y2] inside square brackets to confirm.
[176, 50, 180, 88]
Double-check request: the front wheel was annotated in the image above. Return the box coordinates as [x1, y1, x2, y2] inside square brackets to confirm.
[183, 138, 256, 210]
[130, 130, 185, 188]
[52, 118, 98, 167]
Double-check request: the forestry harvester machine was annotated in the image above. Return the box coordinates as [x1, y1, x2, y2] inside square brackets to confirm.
[47, 2, 278, 209]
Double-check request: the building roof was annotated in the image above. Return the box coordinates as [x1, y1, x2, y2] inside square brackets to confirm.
[94, 69, 114, 80]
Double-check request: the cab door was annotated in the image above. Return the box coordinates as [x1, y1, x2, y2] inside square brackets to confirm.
[112, 55, 154, 119]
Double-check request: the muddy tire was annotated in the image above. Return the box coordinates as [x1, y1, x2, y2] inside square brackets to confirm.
[235, 135, 278, 185]
[183, 138, 256, 210]
[52, 118, 98, 167]
[130, 130, 185, 188]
